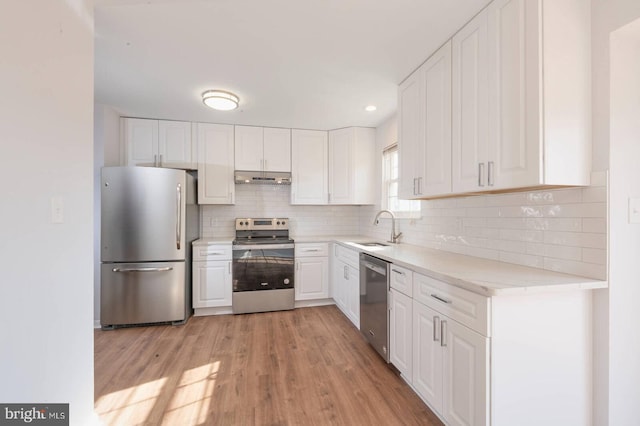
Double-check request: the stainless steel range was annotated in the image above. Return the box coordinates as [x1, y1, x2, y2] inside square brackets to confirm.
[232, 218, 295, 314]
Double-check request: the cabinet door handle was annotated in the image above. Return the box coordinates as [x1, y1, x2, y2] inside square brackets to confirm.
[296, 261, 299, 271]
[264, 159, 267, 170]
[413, 178, 417, 195]
[417, 177, 422, 195]
[431, 294, 452, 304]
[159, 154, 163, 167]
[441, 320, 447, 347]
[228, 261, 231, 274]
[433, 316, 441, 342]
[488, 161, 494, 186]
[344, 265, 348, 280]
[392, 269, 405, 275]
[478, 163, 485, 187]
[154, 154, 158, 167]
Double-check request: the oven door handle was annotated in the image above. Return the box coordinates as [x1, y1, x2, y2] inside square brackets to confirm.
[232, 243, 295, 251]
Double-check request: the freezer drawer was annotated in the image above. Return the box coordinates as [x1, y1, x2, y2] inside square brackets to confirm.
[101, 261, 186, 327]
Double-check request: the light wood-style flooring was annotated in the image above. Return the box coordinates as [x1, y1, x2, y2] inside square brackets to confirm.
[95, 305, 443, 425]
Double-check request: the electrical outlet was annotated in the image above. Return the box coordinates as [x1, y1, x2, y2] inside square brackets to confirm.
[629, 197, 640, 224]
[51, 196, 64, 224]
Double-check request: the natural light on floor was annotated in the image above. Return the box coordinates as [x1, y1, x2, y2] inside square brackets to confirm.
[162, 362, 220, 425]
[95, 361, 220, 425]
[95, 377, 168, 425]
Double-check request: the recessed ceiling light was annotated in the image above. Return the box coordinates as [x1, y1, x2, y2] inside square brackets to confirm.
[365, 105, 377, 112]
[202, 90, 239, 111]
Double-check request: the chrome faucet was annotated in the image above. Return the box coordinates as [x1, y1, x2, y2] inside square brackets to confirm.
[373, 210, 402, 244]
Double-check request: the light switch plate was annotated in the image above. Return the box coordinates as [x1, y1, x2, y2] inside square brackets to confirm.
[629, 197, 640, 224]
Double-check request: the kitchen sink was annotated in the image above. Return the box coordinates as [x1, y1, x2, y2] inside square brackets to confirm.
[356, 242, 389, 247]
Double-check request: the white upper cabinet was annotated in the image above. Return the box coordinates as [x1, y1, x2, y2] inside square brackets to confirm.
[291, 129, 328, 205]
[263, 127, 291, 172]
[158, 120, 194, 168]
[399, 41, 452, 199]
[124, 118, 158, 167]
[328, 127, 375, 205]
[234, 125, 263, 171]
[452, 9, 489, 193]
[234, 125, 291, 172]
[123, 118, 195, 169]
[403, 0, 591, 197]
[196, 123, 235, 204]
[486, 0, 591, 189]
[398, 67, 424, 200]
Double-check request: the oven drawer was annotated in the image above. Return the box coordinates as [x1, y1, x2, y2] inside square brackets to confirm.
[193, 243, 232, 261]
[295, 242, 329, 257]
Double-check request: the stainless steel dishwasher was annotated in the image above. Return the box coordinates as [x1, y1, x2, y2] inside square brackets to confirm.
[359, 253, 390, 362]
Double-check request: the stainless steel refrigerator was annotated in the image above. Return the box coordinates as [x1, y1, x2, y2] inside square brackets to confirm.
[100, 167, 199, 329]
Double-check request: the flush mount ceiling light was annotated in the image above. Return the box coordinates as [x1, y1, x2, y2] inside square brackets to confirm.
[365, 105, 377, 112]
[202, 90, 239, 111]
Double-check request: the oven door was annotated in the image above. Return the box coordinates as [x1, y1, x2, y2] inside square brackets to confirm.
[232, 243, 294, 292]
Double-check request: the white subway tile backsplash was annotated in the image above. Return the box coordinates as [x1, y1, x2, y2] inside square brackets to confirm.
[360, 172, 607, 280]
[499, 251, 545, 269]
[583, 218, 607, 233]
[583, 248, 607, 265]
[544, 258, 606, 280]
[201, 174, 607, 281]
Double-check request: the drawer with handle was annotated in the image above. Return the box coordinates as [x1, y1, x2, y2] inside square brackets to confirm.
[295, 242, 329, 258]
[413, 272, 490, 336]
[193, 244, 232, 261]
[334, 244, 360, 269]
[390, 264, 413, 297]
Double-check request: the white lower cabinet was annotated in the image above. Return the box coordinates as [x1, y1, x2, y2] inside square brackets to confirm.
[193, 260, 232, 308]
[331, 245, 360, 329]
[390, 288, 413, 380]
[295, 243, 329, 301]
[192, 243, 232, 315]
[413, 299, 489, 426]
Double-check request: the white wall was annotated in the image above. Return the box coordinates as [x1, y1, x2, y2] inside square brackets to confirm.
[591, 2, 640, 424]
[0, 1, 97, 425]
[608, 18, 640, 426]
[591, 0, 640, 172]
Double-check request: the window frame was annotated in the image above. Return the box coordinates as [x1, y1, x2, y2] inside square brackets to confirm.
[381, 143, 421, 219]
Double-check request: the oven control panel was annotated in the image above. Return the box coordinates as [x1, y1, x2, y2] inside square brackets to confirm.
[235, 218, 289, 231]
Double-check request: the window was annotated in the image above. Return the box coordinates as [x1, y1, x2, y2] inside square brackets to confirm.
[382, 144, 421, 218]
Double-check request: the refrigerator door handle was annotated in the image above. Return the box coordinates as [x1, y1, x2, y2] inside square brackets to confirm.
[176, 183, 182, 250]
[112, 267, 174, 272]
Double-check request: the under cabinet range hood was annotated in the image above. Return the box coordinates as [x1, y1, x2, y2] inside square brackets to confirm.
[234, 170, 292, 185]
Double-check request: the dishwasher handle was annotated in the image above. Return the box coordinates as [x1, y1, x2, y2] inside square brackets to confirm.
[362, 261, 387, 276]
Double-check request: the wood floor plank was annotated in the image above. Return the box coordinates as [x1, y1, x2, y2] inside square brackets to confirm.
[95, 305, 443, 426]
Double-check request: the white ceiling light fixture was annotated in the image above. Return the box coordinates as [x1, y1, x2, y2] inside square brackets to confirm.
[365, 105, 377, 112]
[202, 90, 239, 111]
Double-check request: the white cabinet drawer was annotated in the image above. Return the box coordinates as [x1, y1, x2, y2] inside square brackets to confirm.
[295, 243, 329, 258]
[193, 244, 232, 261]
[334, 244, 360, 269]
[413, 272, 489, 336]
[390, 264, 413, 297]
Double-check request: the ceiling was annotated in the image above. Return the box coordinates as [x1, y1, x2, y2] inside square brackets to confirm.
[94, 0, 491, 130]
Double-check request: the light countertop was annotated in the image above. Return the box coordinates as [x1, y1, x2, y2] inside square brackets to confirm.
[192, 238, 233, 246]
[294, 235, 608, 297]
